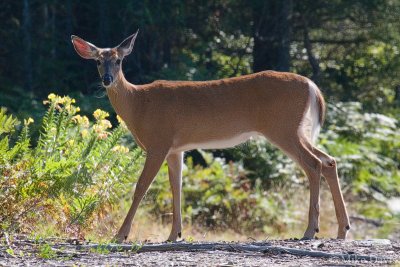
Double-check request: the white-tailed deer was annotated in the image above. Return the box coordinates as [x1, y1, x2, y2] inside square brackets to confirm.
[71, 31, 350, 242]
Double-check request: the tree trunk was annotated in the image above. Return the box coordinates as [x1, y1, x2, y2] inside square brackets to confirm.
[22, 0, 33, 92]
[252, 0, 293, 72]
[65, 0, 73, 39]
[98, 0, 110, 45]
[303, 18, 320, 84]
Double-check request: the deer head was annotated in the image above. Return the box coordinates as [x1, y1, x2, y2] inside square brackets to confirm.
[71, 30, 138, 87]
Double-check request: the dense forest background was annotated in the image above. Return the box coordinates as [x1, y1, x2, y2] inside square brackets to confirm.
[0, 0, 400, 240]
[2, 0, 400, 112]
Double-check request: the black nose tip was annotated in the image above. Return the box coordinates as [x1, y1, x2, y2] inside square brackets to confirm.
[102, 74, 113, 86]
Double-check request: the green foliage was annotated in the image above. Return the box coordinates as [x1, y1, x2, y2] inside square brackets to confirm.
[1, 0, 399, 240]
[1, 94, 399, 238]
[144, 100, 400, 235]
[0, 94, 144, 234]
[147, 152, 290, 234]
[1, 0, 400, 117]
[89, 244, 111, 255]
[321, 102, 400, 201]
[0, 107, 20, 135]
[38, 243, 56, 259]
[5, 248, 15, 257]
[224, 140, 297, 187]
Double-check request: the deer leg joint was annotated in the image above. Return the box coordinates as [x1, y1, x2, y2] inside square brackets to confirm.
[328, 159, 335, 167]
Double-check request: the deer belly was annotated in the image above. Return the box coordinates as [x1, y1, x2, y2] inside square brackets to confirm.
[175, 131, 259, 151]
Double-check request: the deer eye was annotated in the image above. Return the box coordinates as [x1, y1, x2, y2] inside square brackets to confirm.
[96, 60, 101, 66]
[116, 59, 121, 65]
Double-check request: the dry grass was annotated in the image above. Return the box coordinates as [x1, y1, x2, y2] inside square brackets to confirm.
[85, 182, 369, 242]
[28, 181, 385, 242]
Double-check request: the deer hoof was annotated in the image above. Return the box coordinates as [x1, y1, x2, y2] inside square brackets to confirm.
[167, 231, 183, 242]
[112, 234, 127, 243]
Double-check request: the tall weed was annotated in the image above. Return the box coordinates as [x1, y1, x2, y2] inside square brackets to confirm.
[0, 94, 143, 235]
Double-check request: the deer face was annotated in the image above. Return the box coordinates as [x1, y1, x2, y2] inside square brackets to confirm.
[71, 31, 138, 88]
[95, 49, 121, 87]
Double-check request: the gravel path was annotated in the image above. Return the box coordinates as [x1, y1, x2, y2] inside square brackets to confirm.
[1, 237, 399, 266]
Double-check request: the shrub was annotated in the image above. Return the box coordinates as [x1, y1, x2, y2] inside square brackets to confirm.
[146, 152, 291, 235]
[321, 102, 400, 202]
[0, 94, 143, 235]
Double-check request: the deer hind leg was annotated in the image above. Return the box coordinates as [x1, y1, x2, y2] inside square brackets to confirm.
[291, 139, 323, 239]
[312, 148, 350, 239]
[166, 151, 184, 242]
[114, 150, 167, 243]
[267, 133, 322, 239]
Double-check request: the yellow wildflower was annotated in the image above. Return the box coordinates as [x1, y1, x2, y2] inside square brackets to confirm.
[72, 115, 89, 128]
[24, 117, 34, 126]
[112, 145, 130, 153]
[72, 115, 81, 123]
[58, 96, 67, 105]
[97, 132, 109, 140]
[93, 124, 101, 133]
[81, 129, 89, 138]
[82, 116, 89, 127]
[116, 115, 123, 123]
[99, 119, 112, 129]
[93, 109, 109, 120]
[116, 115, 127, 129]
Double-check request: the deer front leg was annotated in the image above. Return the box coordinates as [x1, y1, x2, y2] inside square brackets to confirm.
[166, 152, 184, 241]
[114, 151, 167, 242]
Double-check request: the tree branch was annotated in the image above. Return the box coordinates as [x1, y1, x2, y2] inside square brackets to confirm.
[63, 241, 391, 262]
[292, 37, 367, 44]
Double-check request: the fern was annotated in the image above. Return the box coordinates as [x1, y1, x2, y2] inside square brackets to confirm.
[89, 125, 126, 178]
[0, 136, 9, 163]
[36, 101, 56, 153]
[0, 94, 146, 234]
[0, 107, 20, 135]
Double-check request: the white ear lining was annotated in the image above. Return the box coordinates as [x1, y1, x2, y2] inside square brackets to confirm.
[117, 30, 139, 56]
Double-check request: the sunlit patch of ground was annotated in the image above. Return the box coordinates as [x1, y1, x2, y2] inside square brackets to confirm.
[83, 184, 396, 243]
[27, 181, 397, 244]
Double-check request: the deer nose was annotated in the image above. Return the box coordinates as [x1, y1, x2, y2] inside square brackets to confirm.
[102, 74, 113, 86]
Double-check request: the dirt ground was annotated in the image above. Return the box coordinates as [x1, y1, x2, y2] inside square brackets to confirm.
[1, 236, 399, 266]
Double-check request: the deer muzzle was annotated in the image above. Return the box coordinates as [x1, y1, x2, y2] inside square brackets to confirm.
[102, 74, 113, 86]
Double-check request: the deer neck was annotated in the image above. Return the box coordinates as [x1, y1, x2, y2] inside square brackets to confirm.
[105, 70, 138, 128]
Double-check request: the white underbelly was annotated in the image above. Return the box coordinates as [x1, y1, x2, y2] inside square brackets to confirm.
[174, 131, 260, 151]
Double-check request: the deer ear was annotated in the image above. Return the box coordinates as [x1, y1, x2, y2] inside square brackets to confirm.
[117, 30, 139, 57]
[71, 35, 99, 59]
